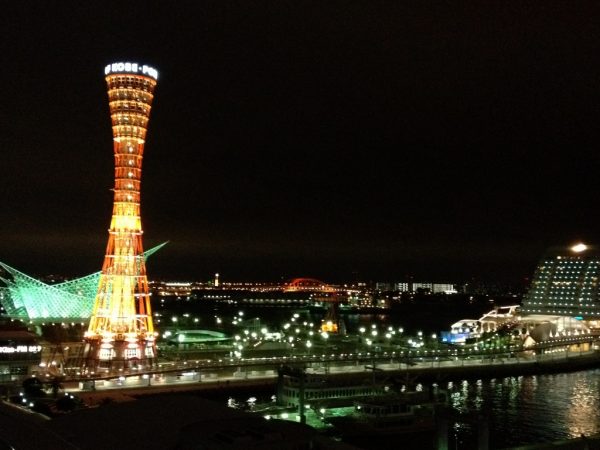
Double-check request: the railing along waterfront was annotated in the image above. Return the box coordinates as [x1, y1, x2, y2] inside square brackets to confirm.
[55, 331, 600, 386]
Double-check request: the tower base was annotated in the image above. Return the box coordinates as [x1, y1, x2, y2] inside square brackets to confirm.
[82, 337, 156, 374]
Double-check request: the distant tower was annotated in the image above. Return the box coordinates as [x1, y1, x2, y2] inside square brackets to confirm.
[84, 62, 159, 371]
[214, 273, 220, 288]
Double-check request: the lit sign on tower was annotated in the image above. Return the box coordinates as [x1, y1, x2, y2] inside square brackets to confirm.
[83, 62, 159, 371]
[104, 62, 159, 80]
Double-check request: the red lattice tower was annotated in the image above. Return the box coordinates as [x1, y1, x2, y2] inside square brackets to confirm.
[83, 62, 159, 371]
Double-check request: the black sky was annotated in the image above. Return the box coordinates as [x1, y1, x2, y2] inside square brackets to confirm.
[2, 1, 600, 283]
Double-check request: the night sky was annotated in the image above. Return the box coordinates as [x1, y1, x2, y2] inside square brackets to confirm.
[2, 2, 600, 283]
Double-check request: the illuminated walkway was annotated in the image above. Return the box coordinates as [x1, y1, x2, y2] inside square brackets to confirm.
[60, 334, 600, 395]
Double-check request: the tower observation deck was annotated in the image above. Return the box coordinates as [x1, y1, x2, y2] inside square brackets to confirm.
[83, 62, 159, 371]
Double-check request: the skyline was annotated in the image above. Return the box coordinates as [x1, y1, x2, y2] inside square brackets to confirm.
[2, 2, 600, 283]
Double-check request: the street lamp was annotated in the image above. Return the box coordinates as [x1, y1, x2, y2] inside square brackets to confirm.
[358, 327, 366, 346]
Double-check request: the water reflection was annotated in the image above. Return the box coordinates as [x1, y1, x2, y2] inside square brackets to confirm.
[445, 369, 600, 448]
[565, 376, 600, 438]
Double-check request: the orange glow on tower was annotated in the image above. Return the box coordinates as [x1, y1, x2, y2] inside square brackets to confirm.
[83, 62, 159, 370]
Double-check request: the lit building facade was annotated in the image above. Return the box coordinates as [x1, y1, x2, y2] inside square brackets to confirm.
[521, 244, 600, 320]
[394, 282, 409, 292]
[84, 62, 159, 370]
[0, 328, 41, 382]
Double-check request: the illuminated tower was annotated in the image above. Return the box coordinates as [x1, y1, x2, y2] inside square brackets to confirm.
[84, 62, 159, 371]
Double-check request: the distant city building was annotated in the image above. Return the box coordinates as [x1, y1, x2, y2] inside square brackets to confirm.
[394, 282, 409, 292]
[374, 281, 457, 294]
[413, 282, 456, 294]
[432, 283, 457, 294]
[412, 282, 433, 292]
[521, 243, 600, 322]
[375, 282, 394, 291]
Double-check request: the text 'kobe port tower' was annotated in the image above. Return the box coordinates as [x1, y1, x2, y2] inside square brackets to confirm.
[83, 62, 159, 372]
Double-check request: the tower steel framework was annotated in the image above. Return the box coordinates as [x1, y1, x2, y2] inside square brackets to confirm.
[83, 62, 159, 371]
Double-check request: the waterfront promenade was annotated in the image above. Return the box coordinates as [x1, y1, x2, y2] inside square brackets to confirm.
[61, 340, 600, 403]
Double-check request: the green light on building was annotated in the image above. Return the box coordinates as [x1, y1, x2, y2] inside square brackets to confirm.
[0, 242, 167, 323]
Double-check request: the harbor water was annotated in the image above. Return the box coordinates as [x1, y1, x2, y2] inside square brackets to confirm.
[445, 368, 600, 449]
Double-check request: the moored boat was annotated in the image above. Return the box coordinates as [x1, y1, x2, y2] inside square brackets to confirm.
[325, 388, 447, 440]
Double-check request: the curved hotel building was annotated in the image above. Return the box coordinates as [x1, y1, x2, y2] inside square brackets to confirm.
[521, 243, 600, 323]
[443, 243, 599, 344]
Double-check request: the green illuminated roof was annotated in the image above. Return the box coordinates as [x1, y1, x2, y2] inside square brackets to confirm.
[0, 242, 167, 323]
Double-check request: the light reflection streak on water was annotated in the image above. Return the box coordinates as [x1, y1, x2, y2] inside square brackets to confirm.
[474, 379, 484, 410]
[565, 376, 600, 438]
[446, 369, 600, 449]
